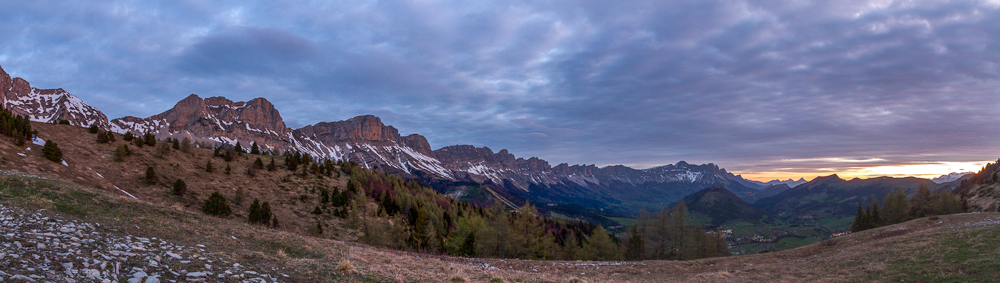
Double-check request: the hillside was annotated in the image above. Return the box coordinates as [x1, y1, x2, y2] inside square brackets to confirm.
[3, 171, 998, 282]
[754, 174, 959, 221]
[675, 185, 771, 227]
[954, 159, 1000, 211]
[0, 121, 353, 238]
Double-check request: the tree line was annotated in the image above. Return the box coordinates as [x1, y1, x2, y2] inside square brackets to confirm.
[0, 105, 36, 146]
[850, 184, 968, 232]
[330, 161, 729, 261]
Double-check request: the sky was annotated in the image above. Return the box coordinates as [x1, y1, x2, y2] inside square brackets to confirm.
[2, 0, 999, 181]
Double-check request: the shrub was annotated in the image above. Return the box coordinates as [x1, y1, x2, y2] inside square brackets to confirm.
[173, 179, 187, 196]
[113, 144, 131, 162]
[234, 187, 245, 205]
[202, 191, 232, 217]
[42, 140, 63, 162]
[88, 124, 99, 133]
[154, 141, 171, 157]
[123, 132, 134, 141]
[336, 259, 355, 274]
[205, 160, 214, 173]
[106, 132, 115, 142]
[180, 137, 192, 153]
[246, 163, 258, 177]
[96, 132, 110, 143]
[172, 139, 179, 150]
[223, 148, 235, 162]
[58, 120, 70, 125]
[133, 137, 144, 147]
[248, 199, 273, 225]
[143, 133, 156, 146]
[145, 166, 156, 184]
[225, 164, 232, 175]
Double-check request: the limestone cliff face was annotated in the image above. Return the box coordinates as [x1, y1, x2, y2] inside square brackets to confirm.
[106, 94, 452, 178]
[0, 64, 111, 129]
[110, 94, 292, 152]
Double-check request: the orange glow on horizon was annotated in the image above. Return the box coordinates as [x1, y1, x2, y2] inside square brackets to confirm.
[738, 160, 992, 183]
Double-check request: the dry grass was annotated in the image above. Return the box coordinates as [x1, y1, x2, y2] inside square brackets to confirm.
[337, 258, 356, 274]
[0, 122, 352, 240]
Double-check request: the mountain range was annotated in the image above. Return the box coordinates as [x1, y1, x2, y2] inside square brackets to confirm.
[0, 63, 985, 218]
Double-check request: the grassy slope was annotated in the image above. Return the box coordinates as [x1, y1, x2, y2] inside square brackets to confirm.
[0, 122, 354, 239]
[4, 172, 997, 282]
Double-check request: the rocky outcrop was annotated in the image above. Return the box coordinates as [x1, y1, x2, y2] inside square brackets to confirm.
[0, 64, 111, 129]
[106, 94, 453, 178]
[110, 94, 293, 152]
[0, 203, 282, 282]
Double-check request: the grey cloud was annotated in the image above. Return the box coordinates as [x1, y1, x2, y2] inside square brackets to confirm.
[3, 0, 1000, 179]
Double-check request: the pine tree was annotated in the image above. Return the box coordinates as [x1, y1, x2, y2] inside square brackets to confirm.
[850, 203, 864, 232]
[882, 189, 911, 225]
[249, 199, 262, 224]
[202, 191, 232, 217]
[113, 144, 131, 162]
[42, 140, 63, 162]
[910, 184, 935, 218]
[625, 225, 645, 260]
[123, 132, 134, 141]
[96, 132, 110, 143]
[172, 139, 180, 150]
[254, 157, 264, 169]
[261, 201, 272, 225]
[582, 226, 620, 261]
[460, 232, 476, 257]
[250, 142, 259, 154]
[88, 124, 99, 133]
[866, 200, 881, 230]
[235, 141, 244, 153]
[205, 160, 214, 173]
[670, 200, 688, 260]
[143, 133, 156, 146]
[225, 163, 232, 175]
[173, 179, 187, 196]
[180, 137, 192, 153]
[145, 166, 156, 184]
[267, 158, 276, 171]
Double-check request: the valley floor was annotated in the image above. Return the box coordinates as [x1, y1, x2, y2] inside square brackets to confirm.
[2, 170, 999, 282]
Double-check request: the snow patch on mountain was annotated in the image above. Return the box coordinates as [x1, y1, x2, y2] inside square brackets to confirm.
[931, 172, 974, 184]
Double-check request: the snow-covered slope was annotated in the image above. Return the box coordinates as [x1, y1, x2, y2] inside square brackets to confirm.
[1, 65, 110, 129]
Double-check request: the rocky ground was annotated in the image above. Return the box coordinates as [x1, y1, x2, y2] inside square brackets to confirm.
[0, 203, 287, 283]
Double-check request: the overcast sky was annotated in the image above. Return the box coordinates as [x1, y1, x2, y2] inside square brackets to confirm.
[2, 0, 999, 181]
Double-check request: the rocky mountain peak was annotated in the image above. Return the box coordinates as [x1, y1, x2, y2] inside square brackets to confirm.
[299, 115, 404, 143]
[12, 77, 31, 96]
[0, 65, 11, 96]
[0, 64, 110, 128]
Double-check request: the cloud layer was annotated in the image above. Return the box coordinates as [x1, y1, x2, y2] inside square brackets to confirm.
[3, 0, 999, 180]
